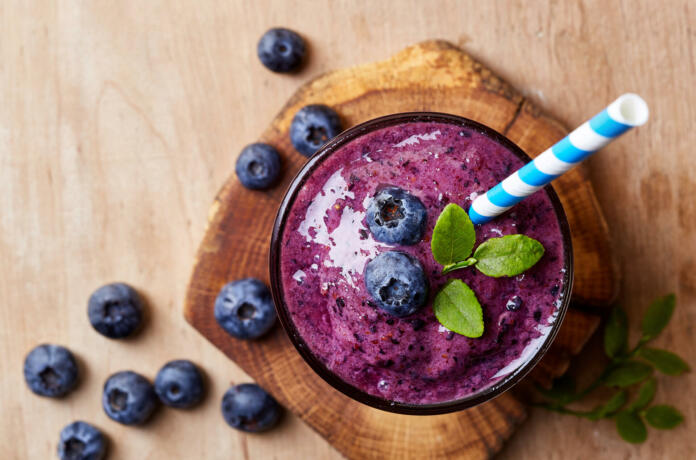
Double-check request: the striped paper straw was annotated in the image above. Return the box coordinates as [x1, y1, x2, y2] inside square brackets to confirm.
[469, 93, 649, 225]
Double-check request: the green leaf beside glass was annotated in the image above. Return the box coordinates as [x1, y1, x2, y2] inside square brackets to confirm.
[644, 405, 684, 429]
[641, 294, 676, 341]
[536, 293, 688, 445]
[638, 347, 690, 376]
[604, 307, 628, 359]
[616, 411, 648, 443]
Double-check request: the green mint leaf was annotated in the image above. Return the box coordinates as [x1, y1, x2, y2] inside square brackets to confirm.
[433, 279, 483, 338]
[442, 258, 477, 274]
[473, 234, 545, 277]
[638, 347, 690, 376]
[628, 378, 657, 412]
[535, 374, 576, 405]
[431, 203, 476, 267]
[604, 307, 629, 359]
[603, 361, 653, 387]
[644, 405, 684, 429]
[616, 411, 648, 443]
[641, 293, 676, 341]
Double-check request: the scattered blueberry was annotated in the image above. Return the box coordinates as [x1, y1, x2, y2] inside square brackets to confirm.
[257, 28, 306, 73]
[102, 371, 157, 425]
[214, 278, 276, 339]
[506, 295, 523, 311]
[87, 283, 144, 339]
[290, 104, 342, 157]
[364, 251, 428, 318]
[57, 421, 106, 460]
[23, 344, 78, 398]
[154, 360, 204, 409]
[533, 310, 542, 322]
[235, 143, 281, 190]
[366, 186, 427, 245]
[221, 383, 281, 432]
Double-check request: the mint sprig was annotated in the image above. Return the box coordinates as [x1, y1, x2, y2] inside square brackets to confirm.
[432, 203, 545, 277]
[429, 203, 547, 337]
[535, 294, 688, 444]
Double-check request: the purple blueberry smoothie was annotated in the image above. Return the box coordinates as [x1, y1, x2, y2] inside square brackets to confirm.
[276, 117, 570, 405]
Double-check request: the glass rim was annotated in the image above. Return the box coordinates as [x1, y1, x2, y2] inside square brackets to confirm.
[269, 112, 574, 415]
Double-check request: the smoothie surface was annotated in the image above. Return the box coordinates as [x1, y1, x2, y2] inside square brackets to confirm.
[279, 121, 568, 404]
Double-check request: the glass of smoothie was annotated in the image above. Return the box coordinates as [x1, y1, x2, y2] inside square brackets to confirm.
[270, 113, 573, 414]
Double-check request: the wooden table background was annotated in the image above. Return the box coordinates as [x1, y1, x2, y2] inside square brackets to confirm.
[1, 1, 694, 458]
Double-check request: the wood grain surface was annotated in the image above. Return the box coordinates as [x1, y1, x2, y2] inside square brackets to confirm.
[1, 1, 694, 459]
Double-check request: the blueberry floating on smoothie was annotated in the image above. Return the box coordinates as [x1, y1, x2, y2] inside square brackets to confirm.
[235, 143, 281, 190]
[364, 251, 428, 318]
[290, 104, 342, 157]
[221, 383, 281, 432]
[57, 421, 106, 460]
[506, 295, 523, 311]
[214, 278, 276, 339]
[23, 344, 79, 398]
[102, 371, 158, 425]
[257, 28, 306, 73]
[366, 186, 427, 245]
[87, 282, 144, 339]
[154, 360, 205, 409]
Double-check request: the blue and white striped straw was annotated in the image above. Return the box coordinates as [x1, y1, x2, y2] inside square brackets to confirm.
[469, 94, 649, 225]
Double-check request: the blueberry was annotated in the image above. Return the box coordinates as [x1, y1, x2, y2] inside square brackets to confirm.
[506, 295, 523, 311]
[214, 278, 276, 339]
[290, 104, 342, 157]
[87, 283, 143, 339]
[102, 371, 157, 425]
[154, 360, 204, 409]
[366, 186, 427, 245]
[235, 143, 281, 190]
[23, 344, 78, 398]
[221, 383, 281, 432]
[257, 28, 306, 73]
[364, 251, 428, 318]
[57, 421, 106, 460]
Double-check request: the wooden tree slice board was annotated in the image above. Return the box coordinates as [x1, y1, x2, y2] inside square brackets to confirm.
[184, 41, 617, 459]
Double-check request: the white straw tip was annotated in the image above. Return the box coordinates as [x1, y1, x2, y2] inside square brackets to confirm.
[610, 93, 649, 127]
